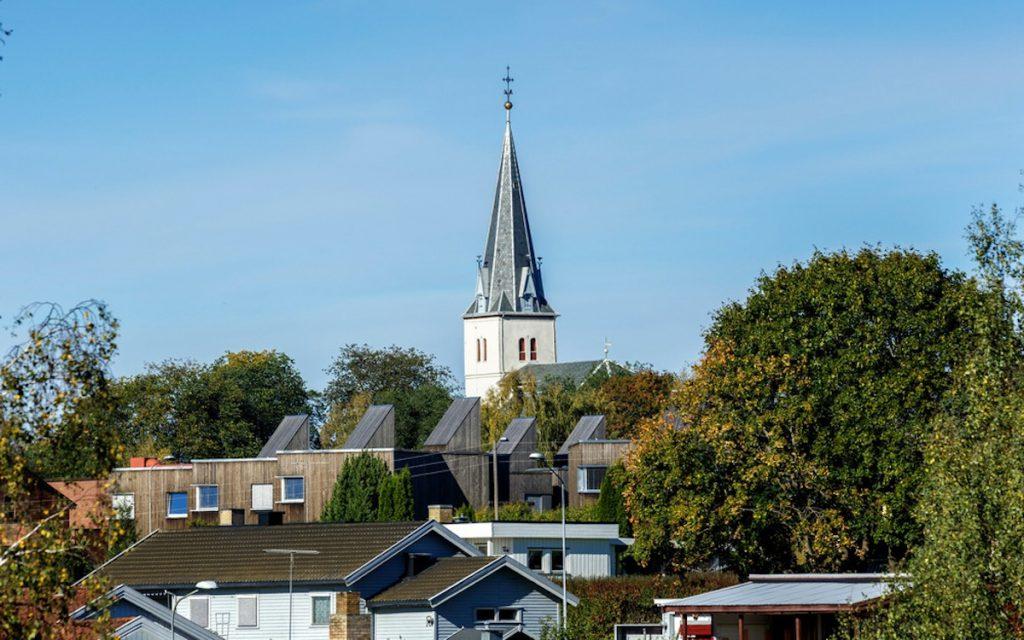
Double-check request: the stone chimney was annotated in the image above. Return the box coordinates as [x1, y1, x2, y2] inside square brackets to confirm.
[330, 592, 370, 640]
[428, 504, 453, 524]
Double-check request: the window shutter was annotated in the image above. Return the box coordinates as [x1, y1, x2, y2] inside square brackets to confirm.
[251, 484, 273, 511]
[189, 598, 209, 628]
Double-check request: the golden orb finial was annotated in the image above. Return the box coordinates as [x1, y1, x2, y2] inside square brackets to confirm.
[502, 66, 514, 114]
[505, 101, 513, 110]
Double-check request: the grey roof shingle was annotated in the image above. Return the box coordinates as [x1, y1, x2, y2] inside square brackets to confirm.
[424, 398, 480, 448]
[258, 414, 309, 458]
[369, 556, 497, 606]
[344, 405, 395, 449]
[662, 574, 894, 610]
[96, 522, 424, 588]
[497, 417, 535, 454]
[518, 360, 628, 390]
[557, 415, 607, 455]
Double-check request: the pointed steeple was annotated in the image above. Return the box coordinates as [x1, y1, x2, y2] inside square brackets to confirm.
[467, 85, 553, 317]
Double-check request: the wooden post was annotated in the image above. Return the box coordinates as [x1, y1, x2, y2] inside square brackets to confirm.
[738, 614, 745, 640]
[681, 613, 688, 640]
[794, 615, 801, 640]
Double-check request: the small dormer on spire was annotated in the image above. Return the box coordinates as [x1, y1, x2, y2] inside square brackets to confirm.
[465, 69, 554, 318]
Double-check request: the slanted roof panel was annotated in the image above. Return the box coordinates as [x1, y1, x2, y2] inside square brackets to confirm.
[344, 405, 395, 449]
[424, 398, 479, 448]
[370, 556, 496, 606]
[497, 417, 535, 454]
[557, 415, 607, 455]
[257, 415, 309, 458]
[665, 575, 892, 610]
[97, 522, 424, 587]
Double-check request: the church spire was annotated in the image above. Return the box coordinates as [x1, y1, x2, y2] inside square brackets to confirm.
[466, 70, 553, 317]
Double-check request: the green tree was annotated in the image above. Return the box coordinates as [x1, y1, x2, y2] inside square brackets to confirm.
[851, 205, 1024, 638]
[596, 370, 676, 439]
[321, 453, 390, 522]
[377, 467, 414, 521]
[100, 350, 315, 461]
[595, 462, 631, 536]
[625, 247, 981, 573]
[0, 301, 124, 639]
[322, 344, 456, 449]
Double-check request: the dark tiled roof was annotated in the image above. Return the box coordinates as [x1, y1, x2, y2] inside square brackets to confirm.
[344, 405, 395, 449]
[370, 556, 497, 606]
[424, 398, 479, 448]
[557, 415, 607, 455]
[497, 417, 535, 454]
[97, 521, 424, 588]
[519, 360, 627, 390]
[258, 414, 309, 458]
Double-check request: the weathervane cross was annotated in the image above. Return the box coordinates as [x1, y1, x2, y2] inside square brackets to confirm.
[502, 66, 514, 99]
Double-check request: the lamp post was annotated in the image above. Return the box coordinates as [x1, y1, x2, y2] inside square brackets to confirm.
[264, 548, 320, 640]
[493, 435, 508, 520]
[529, 452, 568, 630]
[167, 580, 217, 640]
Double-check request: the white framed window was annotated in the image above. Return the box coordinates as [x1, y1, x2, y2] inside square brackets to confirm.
[527, 548, 565, 574]
[112, 493, 135, 520]
[251, 483, 273, 511]
[281, 477, 304, 503]
[475, 608, 522, 623]
[167, 492, 187, 518]
[577, 466, 607, 493]
[195, 485, 219, 512]
[237, 595, 258, 628]
[311, 593, 334, 626]
[189, 597, 209, 628]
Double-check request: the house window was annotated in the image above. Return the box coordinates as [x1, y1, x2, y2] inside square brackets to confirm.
[167, 492, 187, 518]
[112, 493, 135, 520]
[237, 595, 258, 628]
[475, 542, 489, 555]
[577, 466, 607, 493]
[195, 485, 219, 512]
[483, 338, 487, 361]
[551, 548, 564, 573]
[518, 338, 526, 361]
[189, 597, 209, 628]
[476, 608, 522, 623]
[527, 548, 543, 571]
[311, 595, 332, 625]
[476, 339, 481, 362]
[281, 477, 304, 503]
[530, 338, 537, 360]
[251, 483, 273, 511]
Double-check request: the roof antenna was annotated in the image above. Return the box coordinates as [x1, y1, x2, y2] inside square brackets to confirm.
[502, 66, 514, 122]
[603, 337, 612, 360]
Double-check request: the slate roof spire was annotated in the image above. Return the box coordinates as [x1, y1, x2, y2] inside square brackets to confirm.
[467, 72, 553, 316]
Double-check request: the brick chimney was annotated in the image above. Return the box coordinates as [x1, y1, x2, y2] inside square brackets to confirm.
[428, 504, 453, 524]
[330, 592, 370, 640]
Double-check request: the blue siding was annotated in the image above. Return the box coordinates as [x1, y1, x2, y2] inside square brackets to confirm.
[352, 530, 467, 598]
[435, 568, 562, 639]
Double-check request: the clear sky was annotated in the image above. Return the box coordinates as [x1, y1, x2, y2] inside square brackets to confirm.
[2, 2, 1022, 390]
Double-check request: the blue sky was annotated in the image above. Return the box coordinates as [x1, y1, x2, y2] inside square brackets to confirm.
[2, 2, 1022, 390]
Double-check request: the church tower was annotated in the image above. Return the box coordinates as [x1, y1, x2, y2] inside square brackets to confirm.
[464, 73, 557, 398]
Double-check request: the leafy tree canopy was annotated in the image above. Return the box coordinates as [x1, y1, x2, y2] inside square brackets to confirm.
[104, 350, 315, 461]
[321, 344, 456, 449]
[625, 246, 981, 573]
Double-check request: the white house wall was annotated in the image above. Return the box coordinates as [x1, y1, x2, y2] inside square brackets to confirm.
[373, 607, 436, 640]
[183, 586, 341, 640]
[466, 536, 615, 578]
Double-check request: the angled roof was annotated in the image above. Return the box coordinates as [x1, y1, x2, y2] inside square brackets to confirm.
[344, 404, 395, 449]
[497, 417, 536, 454]
[658, 574, 895, 613]
[89, 521, 478, 589]
[72, 583, 221, 640]
[424, 398, 480, 448]
[557, 415, 607, 456]
[370, 554, 578, 609]
[465, 116, 553, 318]
[258, 414, 309, 458]
[519, 360, 628, 390]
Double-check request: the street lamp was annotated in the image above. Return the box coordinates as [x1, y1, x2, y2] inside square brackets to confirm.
[167, 580, 217, 640]
[529, 452, 568, 630]
[264, 548, 320, 640]
[492, 435, 509, 520]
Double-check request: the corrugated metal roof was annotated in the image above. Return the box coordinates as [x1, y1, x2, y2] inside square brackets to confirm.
[344, 405, 395, 449]
[557, 415, 606, 455]
[424, 398, 479, 448]
[257, 415, 309, 458]
[497, 417, 535, 454]
[95, 521, 424, 588]
[661, 574, 893, 610]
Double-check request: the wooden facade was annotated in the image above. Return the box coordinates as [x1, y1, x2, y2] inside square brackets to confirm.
[566, 440, 630, 508]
